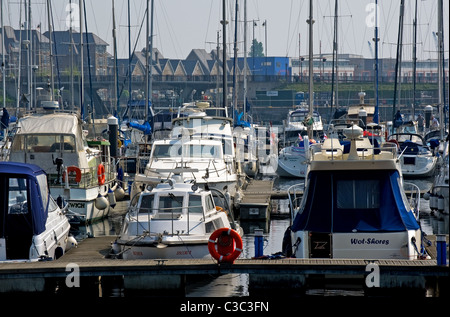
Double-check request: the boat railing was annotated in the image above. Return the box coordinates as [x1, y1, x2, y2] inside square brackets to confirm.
[403, 182, 421, 220]
[287, 182, 305, 222]
[48, 158, 116, 189]
[309, 141, 398, 161]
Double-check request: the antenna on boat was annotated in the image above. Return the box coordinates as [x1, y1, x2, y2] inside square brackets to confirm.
[307, 0, 314, 140]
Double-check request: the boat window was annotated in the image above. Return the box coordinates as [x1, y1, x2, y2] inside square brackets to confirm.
[188, 195, 203, 213]
[159, 195, 183, 212]
[153, 144, 175, 158]
[8, 177, 29, 214]
[36, 174, 49, 210]
[139, 195, 154, 213]
[223, 139, 233, 156]
[23, 134, 76, 152]
[47, 197, 59, 213]
[11, 135, 24, 151]
[188, 145, 221, 159]
[205, 194, 215, 211]
[337, 179, 380, 209]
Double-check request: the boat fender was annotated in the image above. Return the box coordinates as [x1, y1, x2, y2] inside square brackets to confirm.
[95, 193, 109, 210]
[97, 164, 106, 185]
[437, 195, 445, 212]
[208, 228, 243, 264]
[63, 166, 82, 183]
[114, 186, 126, 201]
[108, 188, 117, 208]
[423, 191, 430, 200]
[282, 226, 293, 257]
[429, 193, 438, 211]
[66, 236, 78, 251]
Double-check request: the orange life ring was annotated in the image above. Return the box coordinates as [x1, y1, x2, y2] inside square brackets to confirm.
[97, 164, 106, 185]
[63, 166, 82, 183]
[208, 228, 243, 263]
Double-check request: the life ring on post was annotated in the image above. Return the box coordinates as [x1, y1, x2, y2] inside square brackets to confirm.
[208, 228, 243, 263]
[97, 164, 106, 185]
[63, 166, 82, 183]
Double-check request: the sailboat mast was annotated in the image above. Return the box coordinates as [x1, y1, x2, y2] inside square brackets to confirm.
[144, 0, 149, 120]
[79, 0, 84, 119]
[391, 0, 405, 135]
[373, 0, 379, 124]
[437, 0, 444, 140]
[112, 0, 119, 115]
[243, 0, 247, 120]
[232, 0, 238, 121]
[149, 0, 154, 119]
[307, 0, 314, 139]
[46, 0, 54, 101]
[128, 0, 131, 111]
[222, 0, 228, 111]
[412, 0, 417, 119]
[1, 0, 5, 110]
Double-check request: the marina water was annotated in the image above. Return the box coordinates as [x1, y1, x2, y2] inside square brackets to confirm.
[69, 176, 448, 297]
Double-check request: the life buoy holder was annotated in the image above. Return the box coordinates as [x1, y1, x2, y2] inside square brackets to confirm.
[208, 228, 243, 263]
[63, 166, 82, 183]
[97, 164, 106, 185]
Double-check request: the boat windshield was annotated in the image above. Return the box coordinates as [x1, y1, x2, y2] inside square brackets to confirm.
[188, 195, 203, 213]
[139, 194, 154, 213]
[290, 112, 320, 123]
[12, 134, 76, 152]
[152, 144, 222, 159]
[7, 177, 29, 214]
[158, 195, 184, 213]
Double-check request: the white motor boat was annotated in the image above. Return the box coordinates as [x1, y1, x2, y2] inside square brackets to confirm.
[387, 133, 437, 178]
[276, 137, 319, 178]
[134, 138, 237, 196]
[428, 137, 449, 215]
[283, 125, 429, 260]
[277, 106, 323, 178]
[115, 176, 243, 259]
[132, 102, 242, 208]
[0, 162, 71, 262]
[9, 104, 117, 223]
[282, 106, 324, 145]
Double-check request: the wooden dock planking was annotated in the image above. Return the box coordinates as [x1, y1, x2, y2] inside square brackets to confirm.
[0, 235, 447, 276]
[0, 235, 448, 295]
[239, 179, 274, 219]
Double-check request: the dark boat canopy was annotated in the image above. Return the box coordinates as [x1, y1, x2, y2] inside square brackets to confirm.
[0, 162, 50, 235]
[291, 170, 419, 233]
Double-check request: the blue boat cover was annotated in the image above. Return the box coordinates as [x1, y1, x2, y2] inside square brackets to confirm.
[0, 162, 49, 235]
[291, 170, 419, 233]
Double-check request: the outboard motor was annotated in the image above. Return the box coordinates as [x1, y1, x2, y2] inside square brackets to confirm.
[52, 155, 64, 184]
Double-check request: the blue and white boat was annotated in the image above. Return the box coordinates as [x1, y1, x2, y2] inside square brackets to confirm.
[284, 125, 428, 260]
[0, 162, 71, 262]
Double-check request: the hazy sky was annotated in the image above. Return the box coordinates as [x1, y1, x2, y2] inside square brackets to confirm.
[2, 0, 449, 61]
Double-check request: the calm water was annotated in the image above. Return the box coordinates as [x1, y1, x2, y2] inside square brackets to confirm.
[69, 175, 448, 297]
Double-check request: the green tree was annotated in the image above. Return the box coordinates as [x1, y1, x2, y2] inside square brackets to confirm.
[249, 39, 264, 57]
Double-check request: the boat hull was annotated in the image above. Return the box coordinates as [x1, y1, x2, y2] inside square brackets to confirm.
[276, 148, 307, 178]
[401, 155, 437, 178]
[291, 230, 423, 260]
[118, 240, 211, 260]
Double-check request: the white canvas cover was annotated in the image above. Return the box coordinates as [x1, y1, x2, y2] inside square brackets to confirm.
[18, 113, 80, 136]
